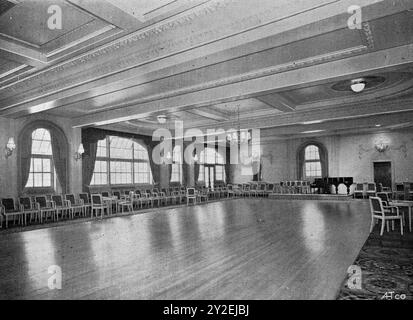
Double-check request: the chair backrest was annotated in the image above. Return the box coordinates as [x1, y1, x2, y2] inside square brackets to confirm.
[376, 192, 389, 205]
[135, 190, 141, 196]
[35, 196, 48, 208]
[101, 191, 110, 197]
[355, 183, 364, 191]
[52, 195, 63, 207]
[91, 194, 102, 205]
[395, 183, 404, 192]
[369, 197, 384, 217]
[187, 188, 195, 196]
[367, 183, 376, 191]
[1, 198, 15, 212]
[19, 197, 32, 210]
[227, 184, 233, 191]
[113, 191, 121, 199]
[267, 183, 274, 191]
[79, 193, 90, 204]
[65, 194, 76, 206]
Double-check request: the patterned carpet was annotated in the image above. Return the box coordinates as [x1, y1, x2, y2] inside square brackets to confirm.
[337, 222, 413, 300]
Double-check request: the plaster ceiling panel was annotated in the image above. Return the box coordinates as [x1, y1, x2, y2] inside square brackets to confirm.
[280, 72, 413, 106]
[210, 99, 279, 117]
[0, 56, 21, 74]
[369, 11, 413, 50]
[0, 0, 94, 46]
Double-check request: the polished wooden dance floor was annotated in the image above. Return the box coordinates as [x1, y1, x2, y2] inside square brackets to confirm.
[0, 199, 370, 300]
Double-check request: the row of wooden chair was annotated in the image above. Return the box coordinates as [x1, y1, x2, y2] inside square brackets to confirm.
[0, 194, 91, 228]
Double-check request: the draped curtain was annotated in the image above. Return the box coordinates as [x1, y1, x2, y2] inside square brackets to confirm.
[50, 128, 69, 193]
[19, 133, 32, 192]
[81, 127, 161, 189]
[81, 128, 106, 192]
[225, 146, 233, 184]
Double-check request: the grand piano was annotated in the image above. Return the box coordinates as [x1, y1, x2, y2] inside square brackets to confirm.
[310, 177, 354, 195]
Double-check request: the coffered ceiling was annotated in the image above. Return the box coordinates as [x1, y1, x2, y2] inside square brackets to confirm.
[0, 0, 412, 139]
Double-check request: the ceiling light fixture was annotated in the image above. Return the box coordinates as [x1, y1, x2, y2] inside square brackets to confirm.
[350, 79, 366, 93]
[301, 130, 325, 134]
[302, 120, 323, 125]
[375, 124, 381, 127]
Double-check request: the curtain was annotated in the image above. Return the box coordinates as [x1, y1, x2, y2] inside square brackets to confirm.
[81, 128, 106, 192]
[194, 162, 200, 183]
[319, 145, 329, 177]
[297, 146, 305, 179]
[19, 132, 32, 192]
[51, 130, 68, 193]
[252, 160, 261, 181]
[146, 140, 161, 185]
[225, 146, 233, 184]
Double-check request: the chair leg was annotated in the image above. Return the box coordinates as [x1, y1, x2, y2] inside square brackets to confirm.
[400, 218, 403, 235]
[370, 217, 375, 232]
[380, 219, 385, 236]
[386, 221, 390, 232]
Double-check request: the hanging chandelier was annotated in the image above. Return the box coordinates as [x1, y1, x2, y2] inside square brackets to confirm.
[226, 105, 251, 144]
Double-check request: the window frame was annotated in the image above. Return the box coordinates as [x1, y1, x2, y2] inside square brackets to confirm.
[197, 147, 225, 183]
[25, 128, 55, 190]
[91, 136, 153, 186]
[170, 145, 182, 183]
[303, 145, 322, 179]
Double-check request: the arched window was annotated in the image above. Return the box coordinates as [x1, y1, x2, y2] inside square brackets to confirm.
[25, 128, 54, 188]
[171, 145, 182, 183]
[198, 147, 225, 183]
[91, 136, 152, 185]
[304, 145, 322, 178]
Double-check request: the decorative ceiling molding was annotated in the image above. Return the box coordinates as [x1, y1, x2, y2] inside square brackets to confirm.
[361, 22, 374, 49]
[0, 0, 342, 103]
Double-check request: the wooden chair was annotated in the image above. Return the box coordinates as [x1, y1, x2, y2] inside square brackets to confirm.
[186, 188, 197, 205]
[366, 183, 377, 198]
[353, 183, 365, 199]
[256, 183, 266, 197]
[79, 193, 92, 216]
[265, 183, 274, 197]
[1, 198, 25, 228]
[52, 195, 72, 220]
[227, 184, 235, 198]
[394, 183, 405, 200]
[249, 183, 258, 197]
[66, 194, 85, 218]
[118, 191, 134, 213]
[369, 196, 403, 236]
[91, 194, 109, 219]
[196, 187, 209, 203]
[19, 197, 40, 224]
[35, 196, 57, 223]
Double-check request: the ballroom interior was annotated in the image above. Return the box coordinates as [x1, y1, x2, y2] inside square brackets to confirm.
[0, 0, 412, 300]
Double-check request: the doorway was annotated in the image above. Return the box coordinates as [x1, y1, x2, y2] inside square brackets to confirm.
[373, 161, 392, 189]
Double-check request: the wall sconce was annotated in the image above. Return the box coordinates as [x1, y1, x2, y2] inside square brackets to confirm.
[74, 143, 84, 161]
[374, 140, 389, 153]
[5, 137, 16, 158]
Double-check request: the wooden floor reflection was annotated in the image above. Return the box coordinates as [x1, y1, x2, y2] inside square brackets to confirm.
[0, 199, 370, 300]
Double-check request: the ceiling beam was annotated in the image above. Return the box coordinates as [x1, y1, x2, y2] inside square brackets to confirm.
[67, 0, 144, 30]
[256, 94, 296, 112]
[71, 44, 413, 127]
[0, 36, 47, 67]
[186, 107, 230, 121]
[2, 0, 408, 115]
